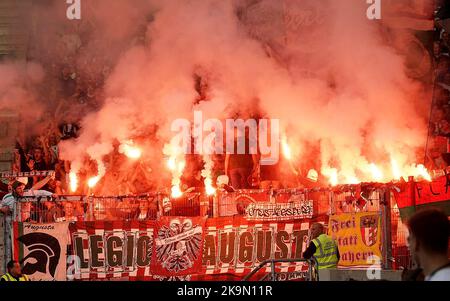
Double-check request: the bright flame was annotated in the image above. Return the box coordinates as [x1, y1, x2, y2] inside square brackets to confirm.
[163, 142, 186, 196]
[119, 141, 142, 159]
[167, 158, 176, 170]
[204, 178, 216, 196]
[346, 176, 360, 185]
[171, 185, 183, 198]
[124, 146, 142, 159]
[69, 172, 78, 192]
[178, 161, 186, 173]
[318, 154, 433, 185]
[322, 167, 338, 186]
[416, 164, 431, 182]
[282, 137, 292, 161]
[391, 158, 401, 180]
[369, 163, 383, 182]
[88, 176, 100, 188]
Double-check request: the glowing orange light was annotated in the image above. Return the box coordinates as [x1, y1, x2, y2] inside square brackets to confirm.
[171, 185, 183, 198]
[69, 172, 78, 192]
[322, 167, 338, 186]
[88, 176, 100, 188]
[281, 137, 292, 161]
[416, 164, 431, 182]
[391, 158, 401, 180]
[204, 178, 216, 196]
[369, 163, 383, 182]
[120, 141, 142, 159]
[124, 146, 142, 159]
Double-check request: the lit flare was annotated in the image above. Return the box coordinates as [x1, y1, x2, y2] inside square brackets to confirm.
[282, 137, 292, 161]
[120, 141, 142, 159]
[69, 171, 78, 192]
[88, 176, 100, 188]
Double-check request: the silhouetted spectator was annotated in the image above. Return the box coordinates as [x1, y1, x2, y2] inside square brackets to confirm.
[407, 209, 450, 281]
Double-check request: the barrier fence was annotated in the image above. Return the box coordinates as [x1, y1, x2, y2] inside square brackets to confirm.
[12, 189, 383, 222]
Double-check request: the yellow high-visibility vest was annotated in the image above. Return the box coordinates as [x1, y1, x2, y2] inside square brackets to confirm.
[1, 273, 30, 281]
[312, 234, 339, 269]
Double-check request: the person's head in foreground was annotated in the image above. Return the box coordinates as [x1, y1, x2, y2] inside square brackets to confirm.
[310, 222, 325, 240]
[7, 261, 22, 277]
[407, 209, 450, 281]
[1, 260, 30, 281]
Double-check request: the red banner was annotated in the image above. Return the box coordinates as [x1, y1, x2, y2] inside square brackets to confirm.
[69, 221, 155, 280]
[67, 217, 316, 281]
[394, 175, 450, 208]
[196, 216, 312, 281]
[393, 175, 450, 220]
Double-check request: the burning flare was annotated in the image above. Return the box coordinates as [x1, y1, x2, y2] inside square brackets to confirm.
[88, 176, 100, 188]
[204, 178, 216, 196]
[69, 172, 78, 193]
[390, 157, 401, 180]
[163, 142, 186, 198]
[321, 155, 433, 186]
[322, 167, 338, 186]
[415, 164, 431, 182]
[167, 157, 176, 171]
[281, 137, 292, 161]
[171, 185, 183, 198]
[119, 141, 142, 159]
[346, 176, 360, 185]
[201, 133, 217, 196]
[369, 163, 383, 182]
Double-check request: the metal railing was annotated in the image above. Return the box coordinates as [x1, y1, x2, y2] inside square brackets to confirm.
[242, 259, 317, 281]
[14, 194, 160, 222]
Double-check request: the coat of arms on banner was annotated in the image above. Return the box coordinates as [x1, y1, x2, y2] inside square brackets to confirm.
[152, 217, 206, 276]
[360, 214, 379, 247]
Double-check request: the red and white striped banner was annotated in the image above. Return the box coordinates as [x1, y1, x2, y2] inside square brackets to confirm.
[66, 217, 317, 281]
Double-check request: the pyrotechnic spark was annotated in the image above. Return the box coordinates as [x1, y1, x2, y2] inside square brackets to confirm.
[69, 171, 78, 192]
[281, 137, 292, 161]
[88, 176, 100, 188]
[390, 157, 401, 180]
[201, 133, 217, 196]
[369, 163, 383, 182]
[119, 141, 142, 159]
[167, 158, 176, 170]
[322, 167, 338, 186]
[177, 161, 186, 173]
[415, 164, 431, 182]
[205, 179, 216, 196]
[171, 185, 183, 198]
[346, 176, 360, 185]
[164, 142, 186, 196]
[124, 146, 142, 159]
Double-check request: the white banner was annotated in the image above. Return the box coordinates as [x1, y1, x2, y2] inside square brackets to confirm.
[13, 222, 70, 281]
[1, 170, 55, 178]
[245, 201, 313, 221]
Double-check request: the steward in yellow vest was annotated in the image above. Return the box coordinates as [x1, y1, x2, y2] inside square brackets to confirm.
[1, 261, 30, 281]
[303, 223, 340, 270]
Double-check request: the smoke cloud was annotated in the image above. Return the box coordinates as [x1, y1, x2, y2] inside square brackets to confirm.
[1, 0, 433, 191]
